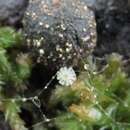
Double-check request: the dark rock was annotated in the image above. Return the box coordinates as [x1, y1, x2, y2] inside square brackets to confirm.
[0, 0, 29, 27]
[85, 0, 128, 11]
[23, 0, 96, 71]
[92, 0, 130, 58]
[114, 24, 130, 57]
[0, 112, 11, 130]
[98, 0, 128, 11]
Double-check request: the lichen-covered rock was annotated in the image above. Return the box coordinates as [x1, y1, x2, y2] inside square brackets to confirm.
[0, 0, 29, 26]
[23, 0, 96, 70]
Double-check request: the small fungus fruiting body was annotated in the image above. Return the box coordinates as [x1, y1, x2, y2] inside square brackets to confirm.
[57, 67, 77, 86]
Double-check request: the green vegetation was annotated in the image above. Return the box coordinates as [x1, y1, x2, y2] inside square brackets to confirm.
[0, 27, 130, 130]
[49, 54, 130, 130]
[0, 27, 31, 130]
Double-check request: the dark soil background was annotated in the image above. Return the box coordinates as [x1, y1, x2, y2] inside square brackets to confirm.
[0, 0, 130, 129]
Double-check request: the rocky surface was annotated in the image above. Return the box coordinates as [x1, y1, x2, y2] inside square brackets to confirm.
[85, 0, 128, 11]
[0, 0, 28, 27]
[0, 113, 11, 130]
[90, 0, 130, 58]
[0, 0, 130, 59]
[23, 0, 96, 70]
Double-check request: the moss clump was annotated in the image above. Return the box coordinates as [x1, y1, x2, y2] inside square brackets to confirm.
[0, 27, 31, 130]
[48, 53, 130, 130]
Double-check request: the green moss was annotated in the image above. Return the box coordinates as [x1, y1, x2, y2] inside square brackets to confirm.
[0, 27, 31, 130]
[49, 53, 130, 130]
